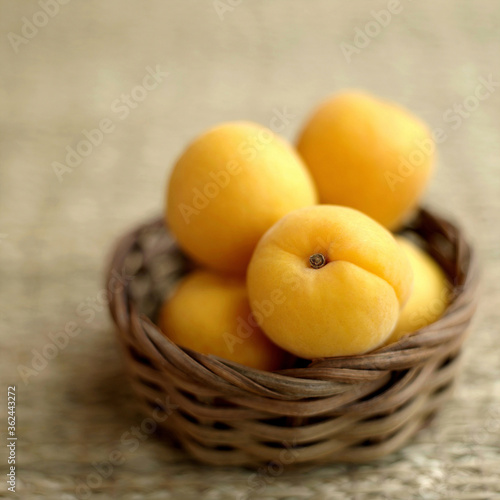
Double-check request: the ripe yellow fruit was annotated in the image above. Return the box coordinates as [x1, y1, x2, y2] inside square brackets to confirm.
[166, 122, 318, 275]
[385, 236, 449, 345]
[297, 91, 435, 230]
[158, 270, 285, 371]
[246, 205, 413, 359]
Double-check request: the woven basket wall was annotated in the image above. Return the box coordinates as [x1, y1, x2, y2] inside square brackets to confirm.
[106, 208, 478, 466]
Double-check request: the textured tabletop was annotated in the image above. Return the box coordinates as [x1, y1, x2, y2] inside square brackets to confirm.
[1, 1, 499, 498]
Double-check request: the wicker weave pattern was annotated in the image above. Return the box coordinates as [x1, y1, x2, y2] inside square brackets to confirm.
[107, 209, 478, 466]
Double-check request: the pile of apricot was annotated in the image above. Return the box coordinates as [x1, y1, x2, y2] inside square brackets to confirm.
[159, 91, 448, 369]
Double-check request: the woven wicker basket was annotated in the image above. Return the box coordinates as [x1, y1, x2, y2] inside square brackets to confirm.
[106, 208, 478, 466]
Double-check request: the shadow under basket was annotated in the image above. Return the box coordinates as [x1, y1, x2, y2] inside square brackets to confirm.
[106, 208, 479, 467]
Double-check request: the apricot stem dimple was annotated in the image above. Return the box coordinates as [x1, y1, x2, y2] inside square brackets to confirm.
[309, 253, 327, 269]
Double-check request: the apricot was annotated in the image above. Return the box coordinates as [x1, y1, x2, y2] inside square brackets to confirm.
[246, 205, 413, 359]
[385, 236, 449, 344]
[297, 91, 435, 230]
[158, 270, 285, 371]
[166, 122, 318, 275]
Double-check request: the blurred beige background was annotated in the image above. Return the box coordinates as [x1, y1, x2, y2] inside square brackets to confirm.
[1, 1, 499, 498]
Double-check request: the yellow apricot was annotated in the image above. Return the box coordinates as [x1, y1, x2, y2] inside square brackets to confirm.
[166, 122, 318, 275]
[297, 91, 435, 230]
[385, 236, 449, 344]
[158, 270, 285, 371]
[246, 205, 413, 359]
